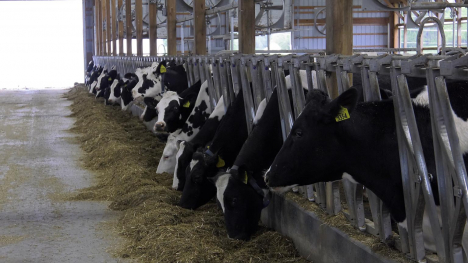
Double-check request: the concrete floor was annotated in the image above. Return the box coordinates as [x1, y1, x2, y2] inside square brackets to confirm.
[0, 89, 126, 263]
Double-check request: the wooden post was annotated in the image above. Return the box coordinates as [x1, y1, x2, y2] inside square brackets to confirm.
[111, 0, 116, 56]
[167, 0, 177, 55]
[125, 0, 132, 56]
[193, 0, 206, 55]
[389, 5, 400, 49]
[118, 0, 124, 55]
[326, 0, 353, 99]
[101, 0, 107, 55]
[135, 0, 143, 56]
[83, 0, 95, 70]
[238, 0, 255, 54]
[95, 0, 101, 56]
[149, 1, 158, 56]
[106, 0, 111, 55]
[457, 6, 462, 47]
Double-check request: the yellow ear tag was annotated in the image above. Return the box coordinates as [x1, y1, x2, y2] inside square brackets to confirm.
[183, 101, 191, 108]
[216, 156, 225, 168]
[124, 84, 127, 87]
[335, 106, 350, 122]
[160, 65, 167, 73]
[108, 77, 112, 81]
[242, 172, 248, 184]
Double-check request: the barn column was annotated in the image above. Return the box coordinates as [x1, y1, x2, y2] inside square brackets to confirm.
[125, 0, 132, 56]
[326, 0, 353, 98]
[238, 0, 255, 54]
[106, 0, 111, 55]
[166, 0, 177, 56]
[95, 0, 101, 56]
[83, 0, 95, 70]
[101, 0, 107, 55]
[118, 0, 124, 55]
[149, 0, 158, 56]
[135, 0, 143, 56]
[111, 0, 117, 56]
[193, 0, 206, 55]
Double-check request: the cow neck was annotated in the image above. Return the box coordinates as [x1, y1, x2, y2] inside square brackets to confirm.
[338, 100, 407, 222]
[233, 89, 282, 173]
[207, 91, 247, 166]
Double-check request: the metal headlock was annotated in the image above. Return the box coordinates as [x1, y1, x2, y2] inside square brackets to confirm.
[93, 22, 468, 260]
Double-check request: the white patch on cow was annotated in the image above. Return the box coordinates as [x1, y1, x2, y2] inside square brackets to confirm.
[154, 91, 180, 130]
[412, 86, 429, 107]
[172, 141, 186, 189]
[209, 96, 225, 120]
[121, 100, 133, 111]
[397, 219, 408, 230]
[131, 67, 156, 98]
[95, 69, 107, 91]
[269, 184, 299, 194]
[215, 173, 231, 213]
[412, 86, 468, 154]
[95, 90, 102, 98]
[342, 173, 358, 184]
[89, 81, 97, 93]
[140, 106, 147, 121]
[157, 129, 191, 174]
[189, 159, 199, 171]
[284, 70, 309, 90]
[253, 99, 267, 125]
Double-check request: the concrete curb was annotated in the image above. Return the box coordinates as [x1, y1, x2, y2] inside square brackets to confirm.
[261, 194, 398, 263]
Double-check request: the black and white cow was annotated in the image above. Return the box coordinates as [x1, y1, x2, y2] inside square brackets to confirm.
[140, 97, 158, 122]
[265, 82, 468, 256]
[173, 96, 226, 191]
[153, 80, 202, 133]
[156, 80, 213, 174]
[130, 62, 160, 99]
[85, 61, 94, 85]
[178, 89, 249, 210]
[97, 67, 119, 99]
[211, 89, 285, 240]
[120, 74, 140, 111]
[88, 66, 104, 93]
[105, 78, 124, 106]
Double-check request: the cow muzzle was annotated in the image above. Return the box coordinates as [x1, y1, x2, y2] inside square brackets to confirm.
[154, 122, 166, 132]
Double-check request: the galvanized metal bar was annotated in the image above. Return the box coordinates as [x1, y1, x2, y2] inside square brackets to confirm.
[249, 56, 266, 110]
[239, 60, 255, 133]
[204, 57, 218, 109]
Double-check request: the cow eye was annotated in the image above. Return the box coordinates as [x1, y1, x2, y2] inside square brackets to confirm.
[295, 129, 302, 138]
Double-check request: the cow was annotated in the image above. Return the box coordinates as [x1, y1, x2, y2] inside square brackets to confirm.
[85, 61, 94, 85]
[173, 96, 226, 191]
[210, 89, 285, 240]
[106, 78, 123, 106]
[129, 62, 160, 99]
[120, 74, 139, 111]
[153, 80, 202, 133]
[178, 89, 249, 209]
[265, 81, 468, 257]
[88, 66, 104, 93]
[97, 67, 119, 100]
[156, 80, 214, 174]
[140, 97, 158, 122]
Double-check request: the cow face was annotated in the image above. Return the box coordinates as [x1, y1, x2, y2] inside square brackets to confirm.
[120, 79, 138, 111]
[106, 79, 122, 105]
[156, 131, 180, 174]
[140, 97, 158, 122]
[173, 140, 196, 190]
[153, 91, 182, 132]
[138, 74, 163, 98]
[265, 88, 359, 191]
[179, 151, 217, 209]
[214, 168, 267, 240]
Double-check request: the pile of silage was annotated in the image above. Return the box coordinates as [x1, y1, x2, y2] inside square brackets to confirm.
[64, 85, 308, 263]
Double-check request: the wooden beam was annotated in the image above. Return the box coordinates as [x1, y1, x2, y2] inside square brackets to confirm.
[106, 0, 111, 55]
[111, 0, 116, 56]
[83, 0, 95, 68]
[167, 0, 177, 55]
[326, 0, 353, 99]
[238, 0, 255, 54]
[135, 0, 143, 56]
[125, 0, 132, 56]
[118, 0, 123, 55]
[389, 4, 399, 48]
[193, 0, 206, 55]
[95, 0, 101, 55]
[101, 0, 107, 55]
[149, 2, 157, 56]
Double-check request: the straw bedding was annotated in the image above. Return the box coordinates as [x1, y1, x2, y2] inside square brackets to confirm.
[64, 85, 307, 263]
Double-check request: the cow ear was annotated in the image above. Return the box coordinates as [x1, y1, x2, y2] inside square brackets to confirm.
[324, 88, 359, 121]
[176, 140, 184, 150]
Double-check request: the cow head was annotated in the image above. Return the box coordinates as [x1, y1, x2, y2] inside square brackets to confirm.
[265, 88, 359, 192]
[153, 91, 187, 132]
[213, 166, 269, 241]
[107, 79, 122, 105]
[120, 78, 138, 111]
[156, 131, 180, 174]
[140, 97, 158, 122]
[178, 149, 218, 209]
[173, 140, 196, 191]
